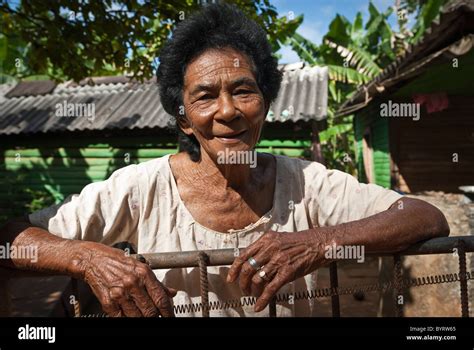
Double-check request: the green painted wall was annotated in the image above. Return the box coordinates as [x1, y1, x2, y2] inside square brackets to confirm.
[354, 101, 391, 188]
[0, 128, 312, 223]
[393, 50, 474, 98]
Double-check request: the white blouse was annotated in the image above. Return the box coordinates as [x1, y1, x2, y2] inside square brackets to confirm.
[29, 154, 402, 317]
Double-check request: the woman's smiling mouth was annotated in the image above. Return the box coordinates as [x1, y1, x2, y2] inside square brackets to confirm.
[215, 130, 247, 143]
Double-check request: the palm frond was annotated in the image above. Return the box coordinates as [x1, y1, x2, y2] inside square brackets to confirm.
[286, 33, 319, 65]
[327, 64, 371, 84]
[325, 39, 382, 78]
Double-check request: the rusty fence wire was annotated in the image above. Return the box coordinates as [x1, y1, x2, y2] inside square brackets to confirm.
[1, 236, 473, 317]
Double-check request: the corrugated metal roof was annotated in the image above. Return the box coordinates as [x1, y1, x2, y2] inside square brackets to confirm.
[338, 0, 474, 116]
[0, 65, 328, 136]
[5, 80, 56, 98]
[269, 65, 328, 122]
[0, 84, 14, 104]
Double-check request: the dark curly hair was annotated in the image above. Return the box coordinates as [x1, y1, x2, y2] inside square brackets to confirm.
[156, 3, 282, 161]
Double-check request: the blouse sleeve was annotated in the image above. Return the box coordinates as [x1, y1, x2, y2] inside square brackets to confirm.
[28, 165, 141, 245]
[302, 160, 403, 227]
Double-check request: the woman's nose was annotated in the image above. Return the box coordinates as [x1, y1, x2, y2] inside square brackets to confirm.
[215, 93, 239, 122]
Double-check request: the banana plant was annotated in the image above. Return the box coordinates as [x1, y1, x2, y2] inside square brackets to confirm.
[286, 0, 449, 173]
[394, 0, 449, 49]
[286, 4, 393, 173]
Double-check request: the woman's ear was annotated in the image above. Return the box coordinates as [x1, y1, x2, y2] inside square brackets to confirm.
[264, 101, 270, 117]
[177, 115, 194, 136]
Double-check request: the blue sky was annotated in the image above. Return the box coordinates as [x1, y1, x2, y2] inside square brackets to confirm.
[272, 0, 399, 63]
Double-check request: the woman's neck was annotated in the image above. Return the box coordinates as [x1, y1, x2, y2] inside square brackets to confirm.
[195, 149, 254, 191]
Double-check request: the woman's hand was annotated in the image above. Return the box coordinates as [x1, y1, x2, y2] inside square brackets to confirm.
[226, 230, 330, 312]
[70, 241, 176, 317]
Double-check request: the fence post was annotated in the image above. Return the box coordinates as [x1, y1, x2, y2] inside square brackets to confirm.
[0, 278, 11, 316]
[329, 262, 340, 317]
[393, 254, 404, 317]
[198, 252, 210, 317]
[457, 240, 469, 317]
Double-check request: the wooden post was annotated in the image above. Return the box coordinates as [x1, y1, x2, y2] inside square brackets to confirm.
[0, 279, 12, 316]
[311, 120, 325, 164]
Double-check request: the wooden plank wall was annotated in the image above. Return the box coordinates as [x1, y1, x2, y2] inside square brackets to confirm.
[390, 96, 474, 193]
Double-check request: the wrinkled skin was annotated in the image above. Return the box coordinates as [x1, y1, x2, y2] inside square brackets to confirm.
[227, 230, 329, 312]
[78, 242, 177, 317]
[0, 221, 176, 317]
[170, 47, 275, 233]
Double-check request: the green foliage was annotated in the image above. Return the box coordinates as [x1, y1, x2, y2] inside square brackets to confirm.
[24, 188, 55, 212]
[408, 0, 449, 43]
[0, 169, 56, 225]
[393, 0, 450, 55]
[287, 0, 448, 174]
[43, 184, 65, 204]
[0, 0, 302, 82]
[287, 5, 387, 174]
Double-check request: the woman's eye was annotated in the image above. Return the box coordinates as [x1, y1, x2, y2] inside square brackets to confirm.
[199, 94, 213, 100]
[235, 90, 252, 95]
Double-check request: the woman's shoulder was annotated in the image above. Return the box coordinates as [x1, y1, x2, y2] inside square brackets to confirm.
[273, 154, 327, 177]
[274, 155, 359, 191]
[102, 155, 173, 195]
[135, 154, 171, 175]
[105, 155, 170, 176]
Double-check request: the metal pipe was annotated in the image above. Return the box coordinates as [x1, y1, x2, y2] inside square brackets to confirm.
[138, 236, 474, 270]
[397, 236, 474, 256]
[138, 248, 242, 269]
[0, 236, 474, 280]
[1, 236, 473, 277]
[269, 297, 277, 317]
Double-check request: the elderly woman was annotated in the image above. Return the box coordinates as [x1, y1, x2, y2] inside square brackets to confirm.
[1, 4, 449, 317]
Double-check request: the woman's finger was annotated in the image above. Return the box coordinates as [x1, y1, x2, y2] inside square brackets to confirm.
[129, 285, 160, 317]
[143, 269, 175, 317]
[226, 242, 263, 283]
[165, 287, 178, 298]
[254, 270, 290, 312]
[91, 283, 123, 317]
[250, 262, 277, 297]
[238, 252, 271, 295]
[102, 301, 123, 317]
[109, 286, 142, 317]
[119, 298, 143, 317]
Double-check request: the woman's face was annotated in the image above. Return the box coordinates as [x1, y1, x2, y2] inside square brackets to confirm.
[181, 48, 267, 161]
